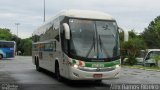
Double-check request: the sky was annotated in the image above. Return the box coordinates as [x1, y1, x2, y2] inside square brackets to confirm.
[0, 0, 160, 39]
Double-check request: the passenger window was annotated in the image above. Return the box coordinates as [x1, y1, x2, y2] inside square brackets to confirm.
[44, 43, 53, 51]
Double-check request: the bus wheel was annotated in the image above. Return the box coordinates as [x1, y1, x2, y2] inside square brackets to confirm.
[55, 62, 62, 82]
[36, 59, 42, 72]
[0, 54, 3, 60]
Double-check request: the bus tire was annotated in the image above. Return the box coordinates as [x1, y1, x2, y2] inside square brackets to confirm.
[0, 54, 3, 59]
[34, 56, 37, 65]
[55, 61, 63, 82]
[36, 59, 42, 72]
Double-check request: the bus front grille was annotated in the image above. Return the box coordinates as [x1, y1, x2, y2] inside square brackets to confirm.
[79, 67, 115, 72]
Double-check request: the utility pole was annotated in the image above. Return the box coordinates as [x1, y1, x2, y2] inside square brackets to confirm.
[15, 23, 20, 55]
[44, 0, 46, 22]
[15, 23, 20, 37]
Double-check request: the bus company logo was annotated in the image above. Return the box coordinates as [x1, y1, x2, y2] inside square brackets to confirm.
[96, 67, 101, 71]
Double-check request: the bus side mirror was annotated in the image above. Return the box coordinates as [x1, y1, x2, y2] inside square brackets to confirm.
[63, 23, 70, 40]
[118, 27, 129, 42]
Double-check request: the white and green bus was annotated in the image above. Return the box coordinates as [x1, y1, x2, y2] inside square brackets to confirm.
[32, 10, 121, 82]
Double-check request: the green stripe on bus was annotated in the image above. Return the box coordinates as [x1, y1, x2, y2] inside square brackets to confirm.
[85, 63, 92, 67]
[105, 60, 120, 67]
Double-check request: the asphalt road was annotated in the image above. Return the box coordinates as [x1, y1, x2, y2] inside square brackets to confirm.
[0, 56, 160, 90]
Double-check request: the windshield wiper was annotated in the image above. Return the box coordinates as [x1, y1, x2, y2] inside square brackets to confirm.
[86, 36, 95, 57]
[99, 35, 102, 52]
[99, 35, 110, 58]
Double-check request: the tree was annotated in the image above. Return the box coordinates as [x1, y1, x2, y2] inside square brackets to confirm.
[19, 37, 32, 56]
[0, 28, 12, 40]
[11, 35, 22, 53]
[142, 16, 160, 48]
[128, 30, 137, 39]
[121, 38, 146, 65]
[120, 30, 147, 65]
[0, 27, 32, 56]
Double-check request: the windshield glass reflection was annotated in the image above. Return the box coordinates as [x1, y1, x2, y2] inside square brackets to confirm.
[69, 19, 120, 59]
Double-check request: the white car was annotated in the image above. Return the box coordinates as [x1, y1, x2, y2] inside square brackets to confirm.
[123, 49, 160, 66]
[143, 49, 160, 66]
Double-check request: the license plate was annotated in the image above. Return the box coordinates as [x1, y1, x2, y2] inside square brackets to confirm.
[93, 74, 102, 78]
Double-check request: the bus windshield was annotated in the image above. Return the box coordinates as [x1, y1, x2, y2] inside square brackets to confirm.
[0, 42, 15, 48]
[69, 19, 120, 60]
[0, 41, 15, 58]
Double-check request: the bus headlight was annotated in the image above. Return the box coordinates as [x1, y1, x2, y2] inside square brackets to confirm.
[73, 64, 79, 69]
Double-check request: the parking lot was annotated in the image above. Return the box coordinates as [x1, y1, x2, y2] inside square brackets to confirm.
[0, 56, 160, 90]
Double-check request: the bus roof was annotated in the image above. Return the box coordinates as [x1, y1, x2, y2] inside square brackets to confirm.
[33, 10, 115, 35]
[56, 10, 115, 20]
[0, 40, 15, 43]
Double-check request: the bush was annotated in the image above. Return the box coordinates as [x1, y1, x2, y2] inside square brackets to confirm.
[126, 55, 137, 66]
[121, 38, 146, 65]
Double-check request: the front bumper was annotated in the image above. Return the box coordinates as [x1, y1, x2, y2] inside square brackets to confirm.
[68, 66, 121, 80]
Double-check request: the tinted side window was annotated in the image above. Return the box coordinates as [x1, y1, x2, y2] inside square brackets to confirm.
[44, 43, 53, 51]
[0, 42, 14, 48]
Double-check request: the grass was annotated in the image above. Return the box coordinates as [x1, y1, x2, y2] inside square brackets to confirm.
[122, 65, 160, 71]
